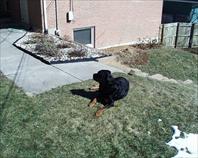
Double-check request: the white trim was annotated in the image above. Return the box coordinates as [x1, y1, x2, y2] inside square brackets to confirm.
[73, 26, 95, 47]
[86, 44, 94, 48]
[98, 42, 137, 49]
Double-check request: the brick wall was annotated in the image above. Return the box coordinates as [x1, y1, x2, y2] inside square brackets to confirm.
[46, 0, 163, 48]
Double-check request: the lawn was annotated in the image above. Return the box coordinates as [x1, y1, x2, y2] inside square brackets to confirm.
[106, 46, 198, 83]
[131, 48, 198, 83]
[0, 71, 197, 158]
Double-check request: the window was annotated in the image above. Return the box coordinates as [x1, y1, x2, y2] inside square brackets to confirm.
[190, 5, 198, 23]
[73, 26, 95, 47]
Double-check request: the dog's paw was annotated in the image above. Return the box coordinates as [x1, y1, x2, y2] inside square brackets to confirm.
[95, 108, 105, 117]
[89, 85, 99, 91]
[88, 102, 96, 108]
[88, 98, 97, 107]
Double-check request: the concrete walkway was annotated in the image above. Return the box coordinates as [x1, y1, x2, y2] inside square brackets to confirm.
[0, 28, 123, 95]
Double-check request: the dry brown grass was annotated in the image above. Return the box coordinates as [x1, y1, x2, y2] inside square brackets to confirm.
[104, 46, 149, 67]
[117, 48, 148, 66]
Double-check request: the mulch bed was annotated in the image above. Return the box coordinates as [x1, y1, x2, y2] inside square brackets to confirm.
[14, 33, 109, 64]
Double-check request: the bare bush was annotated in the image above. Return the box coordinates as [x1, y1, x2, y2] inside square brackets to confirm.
[57, 42, 73, 49]
[23, 39, 37, 44]
[30, 33, 46, 40]
[62, 34, 72, 42]
[68, 49, 86, 58]
[23, 34, 44, 44]
[35, 36, 61, 58]
[131, 38, 161, 50]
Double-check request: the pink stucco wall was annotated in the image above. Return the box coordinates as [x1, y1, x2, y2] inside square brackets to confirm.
[46, 0, 163, 48]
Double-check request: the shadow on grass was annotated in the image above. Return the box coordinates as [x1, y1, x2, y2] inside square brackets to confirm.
[70, 89, 105, 105]
[70, 89, 97, 100]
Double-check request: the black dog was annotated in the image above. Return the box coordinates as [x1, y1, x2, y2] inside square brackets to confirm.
[89, 70, 129, 117]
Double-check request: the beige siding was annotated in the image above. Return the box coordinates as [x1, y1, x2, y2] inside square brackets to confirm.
[46, 0, 163, 48]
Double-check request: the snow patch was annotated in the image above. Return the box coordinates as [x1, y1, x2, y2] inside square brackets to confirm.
[167, 126, 198, 158]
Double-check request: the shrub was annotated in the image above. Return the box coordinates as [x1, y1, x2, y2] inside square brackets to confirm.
[56, 42, 73, 49]
[131, 38, 161, 50]
[35, 36, 61, 58]
[68, 50, 86, 58]
[62, 34, 72, 42]
[23, 39, 37, 44]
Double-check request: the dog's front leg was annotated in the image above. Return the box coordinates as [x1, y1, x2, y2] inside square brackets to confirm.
[88, 98, 97, 107]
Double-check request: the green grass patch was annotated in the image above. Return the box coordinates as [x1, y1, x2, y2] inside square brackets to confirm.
[135, 48, 198, 83]
[0, 73, 198, 158]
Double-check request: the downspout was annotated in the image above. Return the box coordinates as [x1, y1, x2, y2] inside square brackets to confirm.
[70, 0, 74, 12]
[54, 0, 59, 36]
[42, 0, 48, 33]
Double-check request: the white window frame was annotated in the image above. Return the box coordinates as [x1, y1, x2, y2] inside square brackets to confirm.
[73, 26, 95, 48]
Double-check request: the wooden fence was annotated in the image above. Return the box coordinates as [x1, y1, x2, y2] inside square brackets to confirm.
[159, 23, 198, 48]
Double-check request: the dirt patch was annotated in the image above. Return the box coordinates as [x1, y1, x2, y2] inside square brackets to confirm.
[117, 47, 148, 66]
[98, 56, 131, 73]
[103, 45, 150, 69]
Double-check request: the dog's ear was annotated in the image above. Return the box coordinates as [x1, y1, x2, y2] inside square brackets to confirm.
[106, 70, 111, 74]
[106, 73, 113, 82]
[98, 70, 111, 74]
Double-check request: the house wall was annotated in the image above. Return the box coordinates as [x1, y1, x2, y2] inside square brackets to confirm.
[46, 0, 163, 48]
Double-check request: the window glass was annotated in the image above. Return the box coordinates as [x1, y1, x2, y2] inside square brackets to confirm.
[74, 28, 91, 44]
[190, 5, 198, 23]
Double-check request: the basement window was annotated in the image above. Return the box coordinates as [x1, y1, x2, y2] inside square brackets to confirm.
[73, 26, 95, 47]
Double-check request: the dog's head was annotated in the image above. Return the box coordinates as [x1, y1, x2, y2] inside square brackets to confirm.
[93, 70, 112, 84]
